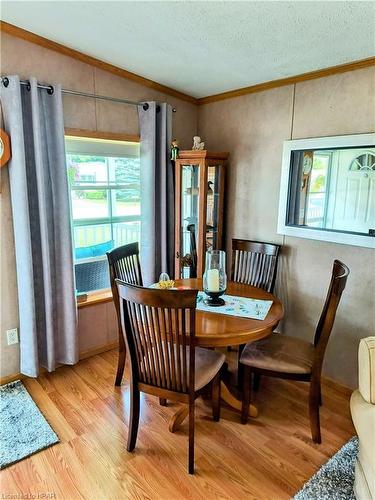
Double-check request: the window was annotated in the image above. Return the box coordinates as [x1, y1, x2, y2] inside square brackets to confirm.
[278, 133, 375, 248]
[65, 135, 141, 293]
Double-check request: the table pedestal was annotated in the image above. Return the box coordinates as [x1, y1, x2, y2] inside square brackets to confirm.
[169, 381, 258, 433]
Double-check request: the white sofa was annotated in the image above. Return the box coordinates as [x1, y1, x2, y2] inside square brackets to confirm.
[350, 337, 375, 500]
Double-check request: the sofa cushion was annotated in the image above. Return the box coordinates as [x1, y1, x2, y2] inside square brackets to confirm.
[359, 337, 375, 405]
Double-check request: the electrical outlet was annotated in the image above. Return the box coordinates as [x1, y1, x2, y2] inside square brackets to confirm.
[6, 328, 19, 345]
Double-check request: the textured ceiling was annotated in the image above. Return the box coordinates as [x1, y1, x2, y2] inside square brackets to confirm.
[2, 1, 375, 98]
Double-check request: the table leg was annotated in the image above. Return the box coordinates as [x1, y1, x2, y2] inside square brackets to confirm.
[168, 381, 258, 433]
[220, 381, 258, 417]
[169, 405, 189, 433]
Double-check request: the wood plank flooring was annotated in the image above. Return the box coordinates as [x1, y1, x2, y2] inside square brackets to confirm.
[1, 349, 355, 500]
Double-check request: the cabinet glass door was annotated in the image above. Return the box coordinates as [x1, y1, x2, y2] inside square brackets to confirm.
[180, 164, 199, 278]
[206, 165, 221, 252]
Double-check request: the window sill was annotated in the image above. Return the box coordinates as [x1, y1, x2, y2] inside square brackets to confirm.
[77, 289, 113, 308]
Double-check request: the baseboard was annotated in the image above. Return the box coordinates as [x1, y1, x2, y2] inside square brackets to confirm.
[0, 341, 119, 385]
[321, 375, 353, 398]
[1, 343, 353, 398]
[0, 372, 24, 385]
[79, 341, 119, 360]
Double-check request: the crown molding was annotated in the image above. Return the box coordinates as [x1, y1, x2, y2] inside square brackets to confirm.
[197, 56, 375, 105]
[2, 21, 374, 107]
[0, 21, 198, 105]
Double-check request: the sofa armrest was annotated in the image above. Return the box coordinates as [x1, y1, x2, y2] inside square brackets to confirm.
[359, 337, 375, 404]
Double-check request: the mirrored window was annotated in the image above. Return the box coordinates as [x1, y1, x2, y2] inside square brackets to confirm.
[287, 147, 375, 236]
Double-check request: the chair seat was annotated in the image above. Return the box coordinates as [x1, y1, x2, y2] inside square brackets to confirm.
[240, 334, 315, 374]
[146, 345, 225, 391]
[195, 347, 225, 391]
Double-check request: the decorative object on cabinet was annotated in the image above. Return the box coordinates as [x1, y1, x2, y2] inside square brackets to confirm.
[0, 129, 11, 168]
[170, 138, 179, 160]
[192, 136, 205, 150]
[174, 150, 228, 279]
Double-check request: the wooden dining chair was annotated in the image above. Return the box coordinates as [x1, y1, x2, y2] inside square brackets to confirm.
[231, 238, 281, 292]
[116, 281, 225, 474]
[240, 260, 350, 443]
[107, 242, 143, 386]
[231, 238, 281, 382]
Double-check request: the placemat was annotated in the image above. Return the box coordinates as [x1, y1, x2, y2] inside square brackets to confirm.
[196, 291, 273, 320]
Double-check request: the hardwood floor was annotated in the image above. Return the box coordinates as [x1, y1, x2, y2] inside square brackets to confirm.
[1, 349, 354, 500]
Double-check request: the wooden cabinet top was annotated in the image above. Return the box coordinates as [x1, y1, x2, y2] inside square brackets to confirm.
[176, 150, 229, 160]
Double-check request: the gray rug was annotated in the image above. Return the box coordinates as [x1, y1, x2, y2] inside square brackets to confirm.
[0, 380, 59, 469]
[294, 437, 358, 500]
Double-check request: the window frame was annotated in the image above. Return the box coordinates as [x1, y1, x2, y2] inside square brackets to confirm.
[65, 129, 141, 293]
[277, 133, 375, 249]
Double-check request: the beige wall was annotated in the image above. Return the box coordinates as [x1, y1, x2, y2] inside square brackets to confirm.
[198, 67, 375, 388]
[1, 31, 374, 387]
[0, 33, 198, 378]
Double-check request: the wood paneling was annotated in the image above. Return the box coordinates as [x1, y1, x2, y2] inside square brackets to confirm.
[1, 348, 354, 499]
[198, 56, 375, 105]
[0, 21, 197, 104]
[65, 128, 140, 143]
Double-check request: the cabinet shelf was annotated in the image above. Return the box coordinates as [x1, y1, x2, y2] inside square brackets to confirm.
[174, 150, 229, 278]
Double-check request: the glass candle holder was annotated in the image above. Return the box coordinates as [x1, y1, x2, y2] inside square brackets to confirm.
[203, 250, 227, 306]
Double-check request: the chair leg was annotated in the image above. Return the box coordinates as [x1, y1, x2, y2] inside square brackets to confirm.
[127, 382, 140, 452]
[319, 386, 322, 407]
[241, 365, 251, 424]
[188, 400, 195, 474]
[159, 398, 167, 406]
[253, 372, 261, 392]
[237, 344, 245, 388]
[211, 373, 221, 422]
[115, 333, 126, 387]
[309, 382, 321, 444]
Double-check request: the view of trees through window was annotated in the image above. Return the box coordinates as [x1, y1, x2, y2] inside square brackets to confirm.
[305, 153, 330, 227]
[66, 144, 141, 293]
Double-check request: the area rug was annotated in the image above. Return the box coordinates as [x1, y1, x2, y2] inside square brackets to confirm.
[293, 437, 358, 500]
[0, 380, 59, 469]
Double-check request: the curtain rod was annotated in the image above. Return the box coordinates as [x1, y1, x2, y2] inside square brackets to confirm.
[0, 77, 177, 112]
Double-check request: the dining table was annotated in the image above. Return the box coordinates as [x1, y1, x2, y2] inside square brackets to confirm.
[168, 278, 284, 432]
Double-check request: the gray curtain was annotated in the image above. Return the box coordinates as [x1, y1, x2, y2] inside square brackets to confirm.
[1, 76, 78, 377]
[138, 102, 174, 284]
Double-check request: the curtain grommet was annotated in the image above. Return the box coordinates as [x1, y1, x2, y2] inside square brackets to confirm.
[26, 82, 31, 91]
[142, 103, 149, 111]
[47, 85, 54, 95]
[2, 77, 9, 88]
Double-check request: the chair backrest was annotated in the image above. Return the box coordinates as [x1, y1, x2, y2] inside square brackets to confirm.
[312, 260, 350, 376]
[107, 242, 143, 286]
[116, 281, 198, 394]
[107, 242, 143, 325]
[231, 238, 281, 292]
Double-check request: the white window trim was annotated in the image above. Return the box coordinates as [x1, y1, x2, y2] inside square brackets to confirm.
[277, 133, 375, 249]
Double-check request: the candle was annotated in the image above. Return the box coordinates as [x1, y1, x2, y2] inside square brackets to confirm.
[206, 268, 220, 292]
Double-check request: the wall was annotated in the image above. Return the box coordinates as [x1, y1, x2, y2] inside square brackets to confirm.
[198, 67, 375, 388]
[0, 33, 198, 378]
[1, 31, 374, 387]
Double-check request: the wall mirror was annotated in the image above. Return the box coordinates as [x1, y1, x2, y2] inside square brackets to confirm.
[278, 133, 375, 248]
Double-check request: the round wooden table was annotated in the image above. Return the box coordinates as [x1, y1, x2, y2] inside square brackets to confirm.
[169, 279, 284, 432]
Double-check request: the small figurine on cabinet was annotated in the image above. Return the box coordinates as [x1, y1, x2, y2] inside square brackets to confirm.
[192, 136, 205, 150]
[170, 139, 179, 160]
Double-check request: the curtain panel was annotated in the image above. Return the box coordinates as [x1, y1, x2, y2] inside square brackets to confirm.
[1, 76, 78, 377]
[138, 102, 174, 284]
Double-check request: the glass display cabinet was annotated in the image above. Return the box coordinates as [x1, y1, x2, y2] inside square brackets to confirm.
[174, 150, 228, 279]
